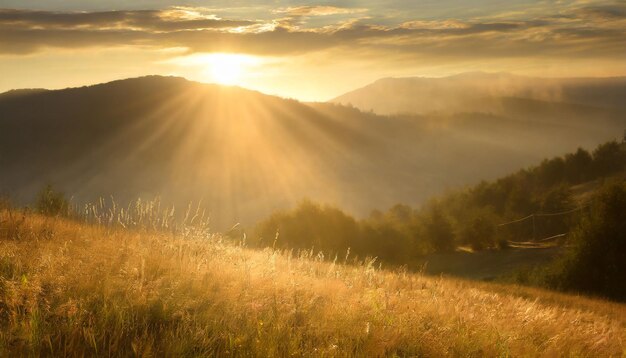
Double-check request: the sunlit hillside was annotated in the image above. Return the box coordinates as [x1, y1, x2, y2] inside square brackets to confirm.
[1, 76, 624, 229]
[332, 72, 626, 115]
[1, 209, 625, 356]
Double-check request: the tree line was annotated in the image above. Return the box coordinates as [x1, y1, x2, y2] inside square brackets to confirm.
[251, 140, 625, 257]
[250, 139, 626, 300]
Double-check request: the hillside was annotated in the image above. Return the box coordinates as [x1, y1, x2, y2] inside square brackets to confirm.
[331, 72, 626, 116]
[249, 140, 626, 295]
[1, 76, 624, 229]
[1, 209, 625, 356]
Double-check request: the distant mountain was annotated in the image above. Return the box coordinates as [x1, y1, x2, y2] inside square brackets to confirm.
[1, 76, 623, 229]
[331, 72, 626, 115]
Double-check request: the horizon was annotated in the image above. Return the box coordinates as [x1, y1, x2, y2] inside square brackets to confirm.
[3, 71, 626, 103]
[1, 1, 625, 101]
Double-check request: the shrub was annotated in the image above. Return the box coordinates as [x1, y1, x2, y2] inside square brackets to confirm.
[35, 184, 70, 217]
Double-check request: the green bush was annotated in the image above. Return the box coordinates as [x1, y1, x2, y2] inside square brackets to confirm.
[35, 184, 70, 217]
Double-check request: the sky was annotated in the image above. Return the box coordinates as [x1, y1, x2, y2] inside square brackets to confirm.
[0, 0, 625, 101]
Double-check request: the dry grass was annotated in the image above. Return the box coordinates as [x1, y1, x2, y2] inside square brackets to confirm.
[1, 209, 625, 357]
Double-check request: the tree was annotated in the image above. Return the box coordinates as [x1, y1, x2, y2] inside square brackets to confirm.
[359, 220, 411, 263]
[540, 185, 573, 213]
[563, 148, 592, 183]
[537, 157, 565, 187]
[506, 182, 537, 216]
[423, 205, 455, 253]
[547, 182, 626, 300]
[388, 204, 413, 224]
[592, 141, 625, 177]
[539, 185, 575, 238]
[253, 199, 359, 253]
[460, 211, 496, 251]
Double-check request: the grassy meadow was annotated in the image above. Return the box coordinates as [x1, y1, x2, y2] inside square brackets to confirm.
[1, 208, 625, 357]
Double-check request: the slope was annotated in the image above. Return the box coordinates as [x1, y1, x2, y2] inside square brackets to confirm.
[0, 209, 624, 356]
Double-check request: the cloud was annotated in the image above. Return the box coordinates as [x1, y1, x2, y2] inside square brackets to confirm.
[273, 6, 367, 17]
[0, 8, 255, 32]
[269, 6, 368, 30]
[400, 19, 469, 30]
[576, 3, 626, 20]
[0, 4, 624, 64]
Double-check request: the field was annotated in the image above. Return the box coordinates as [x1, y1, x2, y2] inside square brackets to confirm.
[1, 210, 625, 357]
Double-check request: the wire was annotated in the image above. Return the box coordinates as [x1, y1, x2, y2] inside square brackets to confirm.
[498, 204, 588, 227]
[535, 206, 587, 217]
[497, 214, 533, 227]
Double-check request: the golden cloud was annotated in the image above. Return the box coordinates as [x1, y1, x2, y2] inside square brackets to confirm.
[0, 4, 623, 64]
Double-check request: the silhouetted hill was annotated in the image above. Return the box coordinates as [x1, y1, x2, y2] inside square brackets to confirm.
[0, 88, 48, 100]
[332, 72, 626, 115]
[1, 76, 623, 229]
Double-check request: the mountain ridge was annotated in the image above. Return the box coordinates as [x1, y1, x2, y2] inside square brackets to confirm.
[331, 72, 626, 115]
[1, 75, 623, 229]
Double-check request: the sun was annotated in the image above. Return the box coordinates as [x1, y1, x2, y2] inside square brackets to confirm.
[164, 52, 265, 87]
[210, 55, 242, 85]
[204, 53, 259, 86]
